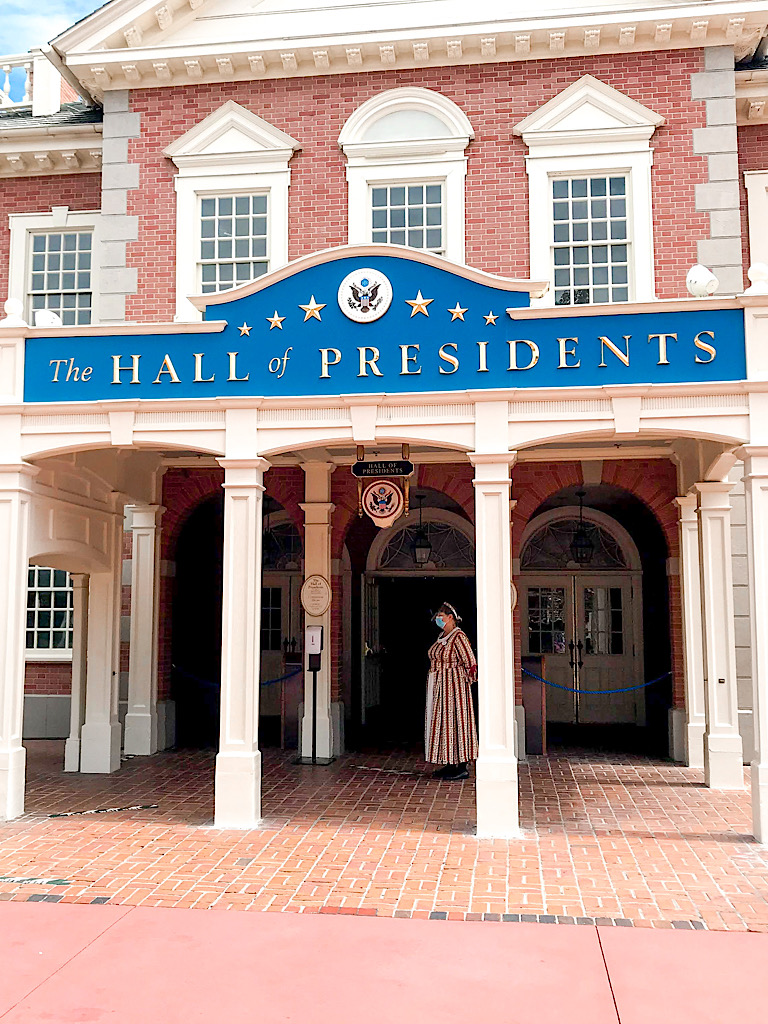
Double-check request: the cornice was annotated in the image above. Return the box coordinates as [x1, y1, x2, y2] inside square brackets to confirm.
[54, 3, 768, 101]
[0, 125, 102, 178]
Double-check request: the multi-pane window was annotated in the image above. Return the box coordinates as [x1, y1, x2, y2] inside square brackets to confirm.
[29, 231, 92, 325]
[552, 175, 630, 305]
[261, 586, 282, 652]
[371, 183, 444, 253]
[199, 194, 268, 293]
[26, 568, 73, 652]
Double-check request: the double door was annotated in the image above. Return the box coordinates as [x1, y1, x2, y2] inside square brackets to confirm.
[521, 573, 642, 725]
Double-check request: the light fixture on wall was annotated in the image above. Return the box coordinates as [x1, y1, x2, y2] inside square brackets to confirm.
[569, 490, 595, 565]
[411, 495, 432, 566]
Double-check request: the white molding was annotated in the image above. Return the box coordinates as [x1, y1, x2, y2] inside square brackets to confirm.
[7, 208, 103, 325]
[165, 102, 300, 321]
[744, 170, 768, 268]
[24, 648, 73, 662]
[515, 76, 662, 309]
[340, 89, 473, 264]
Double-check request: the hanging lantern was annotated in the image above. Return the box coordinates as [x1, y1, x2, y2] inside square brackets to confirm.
[411, 495, 432, 566]
[569, 490, 595, 565]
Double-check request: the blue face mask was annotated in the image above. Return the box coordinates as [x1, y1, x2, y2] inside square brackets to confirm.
[435, 616, 446, 629]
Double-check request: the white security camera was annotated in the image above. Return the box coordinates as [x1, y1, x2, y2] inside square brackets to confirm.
[34, 309, 64, 328]
[686, 264, 719, 298]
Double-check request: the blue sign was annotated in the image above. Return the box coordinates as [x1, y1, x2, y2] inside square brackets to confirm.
[23, 251, 747, 402]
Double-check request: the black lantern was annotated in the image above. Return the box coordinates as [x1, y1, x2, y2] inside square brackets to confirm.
[411, 496, 432, 566]
[569, 490, 595, 565]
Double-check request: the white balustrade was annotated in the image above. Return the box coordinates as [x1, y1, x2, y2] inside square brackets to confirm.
[0, 56, 32, 108]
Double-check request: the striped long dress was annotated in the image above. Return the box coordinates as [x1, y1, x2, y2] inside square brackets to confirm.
[425, 627, 478, 765]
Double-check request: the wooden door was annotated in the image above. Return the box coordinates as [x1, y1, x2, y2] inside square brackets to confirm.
[575, 575, 640, 724]
[520, 577, 576, 724]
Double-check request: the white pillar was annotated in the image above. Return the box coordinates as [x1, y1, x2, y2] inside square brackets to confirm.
[64, 573, 89, 772]
[0, 466, 35, 819]
[741, 449, 768, 841]
[471, 454, 519, 838]
[214, 458, 269, 828]
[674, 495, 706, 767]
[695, 482, 744, 788]
[299, 461, 335, 760]
[123, 504, 164, 755]
[79, 514, 123, 774]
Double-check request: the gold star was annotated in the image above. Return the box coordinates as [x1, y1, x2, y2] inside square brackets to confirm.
[266, 310, 286, 330]
[483, 311, 499, 326]
[298, 295, 326, 322]
[405, 290, 433, 317]
[448, 302, 468, 322]
[239, 322, 252, 336]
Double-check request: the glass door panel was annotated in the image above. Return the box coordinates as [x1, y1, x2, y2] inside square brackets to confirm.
[576, 576, 637, 724]
[521, 578, 576, 723]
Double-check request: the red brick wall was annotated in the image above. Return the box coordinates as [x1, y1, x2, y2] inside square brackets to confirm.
[24, 661, 71, 695]
[0, 174, 102, 304]
[738, 124, 768, 275]
[125, 48, 708, 320]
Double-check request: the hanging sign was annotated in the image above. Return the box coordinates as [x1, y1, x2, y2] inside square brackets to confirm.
[361, 479, 405, 529]
[300, 575, 332, 617]
[352, 459, 414, 478]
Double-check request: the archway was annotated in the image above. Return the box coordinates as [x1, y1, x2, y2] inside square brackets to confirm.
[519, 483, 671, 756]
[355, 498, 476, 751]
[171, 492, 303, 749]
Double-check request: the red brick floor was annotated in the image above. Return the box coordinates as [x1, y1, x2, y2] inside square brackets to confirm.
[1, 741, 767, 931]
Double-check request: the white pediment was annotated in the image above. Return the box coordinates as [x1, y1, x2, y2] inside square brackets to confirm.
[514, 75, 665, 149]
[164, 100, 300, 167]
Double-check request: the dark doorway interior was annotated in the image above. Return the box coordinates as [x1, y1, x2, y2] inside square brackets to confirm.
[172, 494, 223, 748]
[364, 576, 477, 751]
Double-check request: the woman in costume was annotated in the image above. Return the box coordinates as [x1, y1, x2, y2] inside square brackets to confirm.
[425, 602, 478, 780]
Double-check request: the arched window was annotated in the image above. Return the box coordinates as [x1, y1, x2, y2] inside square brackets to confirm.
[339, 88, 474, 263]
[520, 507, 640, 572]
[367, 509, 475, 573]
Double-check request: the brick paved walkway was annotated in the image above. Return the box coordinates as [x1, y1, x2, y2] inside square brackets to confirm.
[1, 741, 767, 930]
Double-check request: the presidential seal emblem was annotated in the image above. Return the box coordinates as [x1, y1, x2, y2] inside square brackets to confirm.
[361, 479, 404, 529]
[337, 268, 393, 323]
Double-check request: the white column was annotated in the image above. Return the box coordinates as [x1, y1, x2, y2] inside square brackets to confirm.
[79, 514, 123, 774]
[696, 482, 744, 788]
[123, 504, 164, 755]
[214, 458, 269, 828]
[471, 454, 519, 838]
[299, 461, 335, 760]
[63, 573, 89, 772]
[0, 466, 35, 819]
[742, 449, 768, 841]
[674, 495, 706, 767]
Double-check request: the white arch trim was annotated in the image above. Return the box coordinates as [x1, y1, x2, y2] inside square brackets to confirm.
[366, 507, 475, 574]
[518, 505, 642, 572]
[339, 87, 475, 151]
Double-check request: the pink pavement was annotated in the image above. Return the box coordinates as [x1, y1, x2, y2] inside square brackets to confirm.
[2, 902, 766, 1023]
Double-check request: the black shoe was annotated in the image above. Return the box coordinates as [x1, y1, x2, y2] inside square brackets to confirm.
[441, 765, 470, 781]
[431, 765, 452, 779]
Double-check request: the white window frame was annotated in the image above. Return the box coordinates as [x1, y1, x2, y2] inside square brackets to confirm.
[8, 206, 101, 325]
[339, 88, 474, 264]
[25, 566, 74, 664]
[514, 75, 663, 308]
[165, 101, 300, 322]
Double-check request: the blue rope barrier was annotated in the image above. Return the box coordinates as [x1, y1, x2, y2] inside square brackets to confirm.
[522, 666, 671, 695]
[172, 664, 303, 689]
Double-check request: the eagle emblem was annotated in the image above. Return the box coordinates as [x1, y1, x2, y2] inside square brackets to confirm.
[361, 479, 405, 528]
[338, 267, 393, 323]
